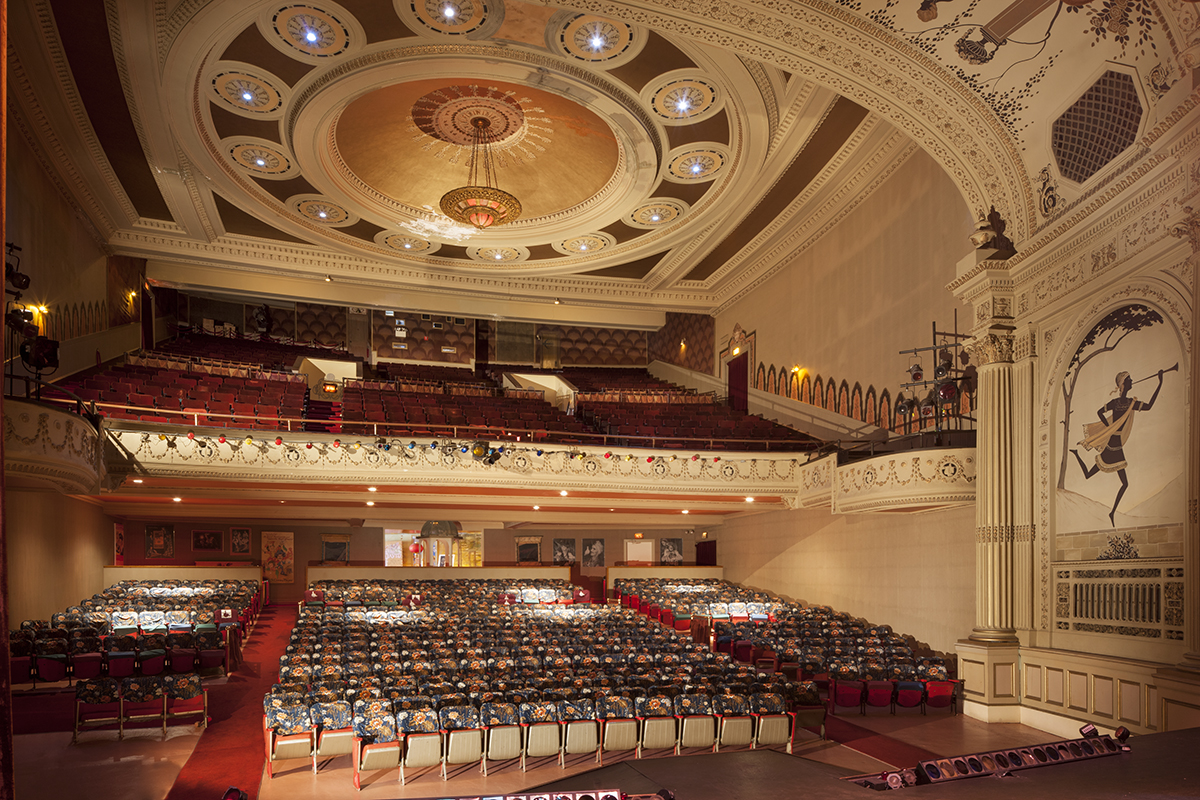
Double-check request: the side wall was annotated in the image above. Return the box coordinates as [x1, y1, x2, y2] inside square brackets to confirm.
[714, 149, 974, 414]
[712, 504, 976, 654]
[5, 488, 113, 622]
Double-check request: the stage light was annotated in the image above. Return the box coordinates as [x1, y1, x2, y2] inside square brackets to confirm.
[5, 308, 38, 339]
[218, 435, 226, 444]
[5, 262, 30, 290]
[19, 336, 59, 371]
[186, 431, 195, 440]
[1079, 723, 1098, 738]
[275, 437, 283, 445]
[908, 362, 924, 382]
[935, 361, 951, 379]
[333, 439, 341, 447]
[895, 392, 914, 416]
[1114, 726, 1130, 743]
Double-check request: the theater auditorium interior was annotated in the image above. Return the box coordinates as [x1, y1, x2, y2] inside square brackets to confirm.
[3, 0, 1200, 798]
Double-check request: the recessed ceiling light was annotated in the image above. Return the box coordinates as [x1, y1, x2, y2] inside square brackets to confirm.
[366, 501, 375, 506]
[305, 29, 318, 42]
[533, 505, 540, 510]
[403, 243, 412, 249]
[691, 163, 703, 174]
[241, 91, 254, 101]
[560, 490, 568, 496]
[745, 497, 754, 503]
[132, 479, 143, 484]
[443, 5, 456, 17]
[494, 252, 503, 260]
[367, 486, 377, 492]
[172, 497, 182, 502]
[650, 214, 660, 221]
[318, 210, 328, 218]
[255, 158, 266, 166]
[682, 510, 689, 514]
[579, 243, 588, 250]
[676, 98, 691, 112]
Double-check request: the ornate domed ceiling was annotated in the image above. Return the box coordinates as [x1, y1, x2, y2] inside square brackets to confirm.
[12, 0, 1188, 319]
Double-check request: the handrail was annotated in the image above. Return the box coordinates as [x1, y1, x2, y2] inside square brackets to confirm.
[41, 397, 816, 451]
[4, 374, 103, 432]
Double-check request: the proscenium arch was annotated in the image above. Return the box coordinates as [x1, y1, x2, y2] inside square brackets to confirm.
[160, 0, 1033, 241]
[538, 0, 1033, 241]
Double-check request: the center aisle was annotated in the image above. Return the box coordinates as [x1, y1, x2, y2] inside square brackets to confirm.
[165, 603, 296, 800]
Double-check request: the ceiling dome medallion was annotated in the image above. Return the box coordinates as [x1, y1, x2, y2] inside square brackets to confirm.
[228, 142, 293, 177]
[382, 233, 435, 254]
[291, 195, 353, 224]
[554, 15, 638, 63]
[267, 4, 354, 58]
[468, 246, 525, 263]
[666, 146, 728, 182]
[553, 232, 616, 256]
[649, 77, 720, 124]
[398, 0, 496, 37]
[210, 68, 285, 116]
[627, 199, 686, 228]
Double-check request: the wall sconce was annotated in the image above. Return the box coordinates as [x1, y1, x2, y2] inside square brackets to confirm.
[634, 532, 644, 539]
[732, 346, 740, 355]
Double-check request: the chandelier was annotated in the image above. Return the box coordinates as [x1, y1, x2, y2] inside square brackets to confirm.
[439, 116, 522, 229]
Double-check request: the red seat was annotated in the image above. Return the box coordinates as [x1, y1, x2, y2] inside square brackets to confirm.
[864, 680, 895, 712]
[830, 679, 865, 715]
[924, 680, 959, 714]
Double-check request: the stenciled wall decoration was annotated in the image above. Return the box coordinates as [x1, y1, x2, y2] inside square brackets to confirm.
[1055, 304, 1185, 557]
[262, 531, 295, 583]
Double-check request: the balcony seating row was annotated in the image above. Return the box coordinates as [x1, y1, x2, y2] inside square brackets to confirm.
[73, 674, 208, 742]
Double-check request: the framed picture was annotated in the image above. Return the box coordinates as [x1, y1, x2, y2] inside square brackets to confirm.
[582, 538, 605, 568]
[192, 529, 223, 552]
[660, 537, 683, 565]
[114, 522, 125, 566]
[322, 538, 350, 564]
[230, 527, 251, 555]
[517, 542, 540, 563]
[145, 524, 175, 559]
[261, 531, 295, 584]
[553, 538, 576, 564]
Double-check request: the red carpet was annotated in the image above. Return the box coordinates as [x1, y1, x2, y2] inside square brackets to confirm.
[165, 604, 295, 800]
[823, 714, 940, 768]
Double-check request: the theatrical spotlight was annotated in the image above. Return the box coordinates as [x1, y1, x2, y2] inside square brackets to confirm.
[471, 441, 490, 460]
[895, 392, 914, 416]
[907, 362, 924, 382]
[5, 307, 38, 339]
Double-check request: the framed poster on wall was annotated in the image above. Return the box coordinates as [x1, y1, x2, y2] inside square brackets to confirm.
[660, 537, 683, 565]
[553, 538, 576, 564]
[582, 538, 605, 567]
[192, 529, 223, 552]
[261, 531, 294, 583]
[230, 527, 251, 555]
[114, 522, 125, 566]
[145, 524, 175, 559]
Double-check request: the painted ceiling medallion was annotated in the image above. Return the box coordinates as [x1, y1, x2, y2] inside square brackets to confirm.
[209, 67, 285, 117]
[626, 199, 687, 228]
[267, 3, 355, 59]
[467, 245, 527, 263]
[227, 142, 294, 178]
[552, 13, 643, 65]
[408, 85, 551, 169]
[290, 195, 355, 225]
[380, 232, 437, 254]
[553, 232, 615, 256]
[648, 76, 721, 124]
[666, 145, 728, 182]
[397, 0, 497, 37]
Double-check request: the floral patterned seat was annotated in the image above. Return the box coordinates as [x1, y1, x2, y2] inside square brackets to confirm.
[73, 677, 120, 742]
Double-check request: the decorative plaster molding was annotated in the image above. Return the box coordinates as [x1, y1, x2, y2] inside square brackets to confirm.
[739, 56, 779, 149]
[104, 426, 804, 497]
[976, 524, 1035, 544]
[833, 448, 975, 514]
[3, 402, 103, 495]
[965, 332, 1015, 366]
[797, 454, 835, 509]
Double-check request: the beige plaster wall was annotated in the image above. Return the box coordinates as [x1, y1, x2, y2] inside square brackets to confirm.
[714, 149, 975, 399]
[482, 526, 697, 579]
[6, 488, 113, 622]
[5, 128, 108, 332]
[712, 504, 976, 654]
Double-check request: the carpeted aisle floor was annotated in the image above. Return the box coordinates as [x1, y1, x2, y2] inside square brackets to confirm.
[165, 603, 295, 800]
[823, 714, 939, 767]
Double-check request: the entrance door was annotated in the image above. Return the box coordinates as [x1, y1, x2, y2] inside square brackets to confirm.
[727, 352, 748, 412]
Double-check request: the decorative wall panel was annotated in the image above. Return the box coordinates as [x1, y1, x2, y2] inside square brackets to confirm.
[372, 311, 474, 364]
[649, 312, 715, 375]
[295, 302, 346, 348]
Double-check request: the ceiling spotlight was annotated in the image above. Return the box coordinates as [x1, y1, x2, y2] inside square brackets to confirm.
[690, 163, 703, 174]
[255, 158, 266, 166]
[533, 505, 540, 510]
[367, 486, 377, 492]
[676, 98, 691, 112]
[304, 28, 318, 42]
[494, 252, 503, 260]
[745, 497, 754, 503]
[366, 501, 375, 506]
[560, 490, 568, 496]
[442, 4, 456, 18]
[317, 210, 327, 218]
[682, 510, 689, 514]
[403, 242, 412, 249]
[650, 214, 660, 221]
[325, 275, 332, 282]
[172, 497, 182, 502]
[241, 91, 254, 101]
[132, 479, 143, 484]
[554, 298, 560, 305]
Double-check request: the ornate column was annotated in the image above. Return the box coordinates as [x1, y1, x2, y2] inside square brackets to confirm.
[949, 241, 1027, 722]
[965, 328, 1020, 642]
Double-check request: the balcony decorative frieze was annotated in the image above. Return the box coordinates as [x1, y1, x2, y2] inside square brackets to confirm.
[103, 424, 804, 498]
[4, 400, 103, 494]
[795, 453, 835, 509]
[833, 448, 976, 514]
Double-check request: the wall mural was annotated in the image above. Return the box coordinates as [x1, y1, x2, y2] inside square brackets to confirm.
[1055, 304, 1185, 559]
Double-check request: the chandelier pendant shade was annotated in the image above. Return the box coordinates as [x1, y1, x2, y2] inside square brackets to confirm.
[439, 116, 522, 229]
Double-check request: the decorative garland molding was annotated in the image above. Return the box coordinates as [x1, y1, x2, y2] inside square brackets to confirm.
[3, 402, 103, 495]
[833, 448, 976, 514]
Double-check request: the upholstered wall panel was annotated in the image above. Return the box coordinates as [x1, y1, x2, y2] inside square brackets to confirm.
[550, 325, 648, 366]
[106, 255, 144, 329]
[270, 305, 296, 339]
[649, 312, 715, 375]
[296, 302, 347, 348]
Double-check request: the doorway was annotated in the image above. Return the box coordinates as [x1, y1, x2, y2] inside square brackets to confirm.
[624, 539, 654, 565]
[727, 352, 748, 412]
